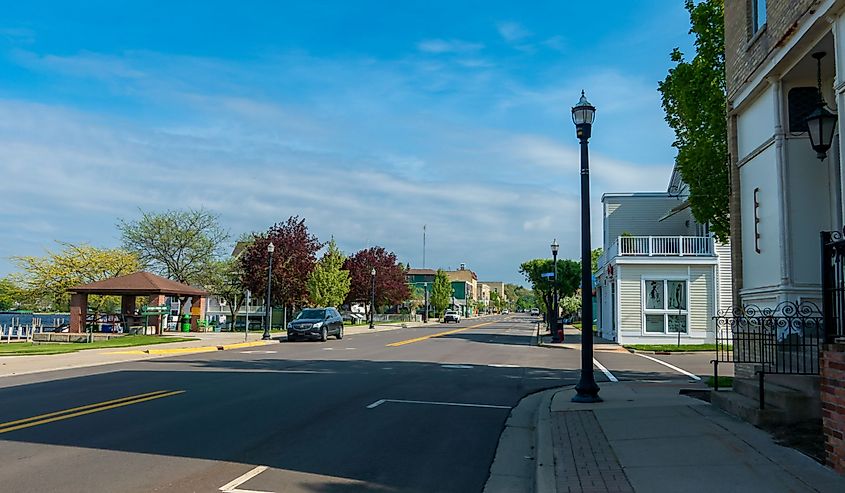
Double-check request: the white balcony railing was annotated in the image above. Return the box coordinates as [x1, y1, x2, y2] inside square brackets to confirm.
[597, 236, 714, 271]
[617, 235, 713, 257]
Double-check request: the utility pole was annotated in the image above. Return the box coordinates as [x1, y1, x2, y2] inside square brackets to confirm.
[423, 224, 427, 269]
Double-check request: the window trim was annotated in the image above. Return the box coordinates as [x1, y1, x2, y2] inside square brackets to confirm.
[641, 277, 690, 335]
[750, 0, 767, 37]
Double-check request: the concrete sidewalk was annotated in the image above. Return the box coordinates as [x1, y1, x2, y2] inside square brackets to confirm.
[537, 325, 629, 353]
[535, 381, 845, 493]
[0, 332, 268, 378]
[0, 319, 441, 378]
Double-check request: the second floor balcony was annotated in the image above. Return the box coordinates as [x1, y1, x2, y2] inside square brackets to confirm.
[598, 235, 715, 269]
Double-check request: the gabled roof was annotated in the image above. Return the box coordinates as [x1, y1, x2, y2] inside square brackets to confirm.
[407, 268, 437, 276]
[658, 199, 691, 222]
[70, 271, 207, 296]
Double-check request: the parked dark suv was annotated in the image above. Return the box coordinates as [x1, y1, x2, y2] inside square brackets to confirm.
[287, 307, 343, 342]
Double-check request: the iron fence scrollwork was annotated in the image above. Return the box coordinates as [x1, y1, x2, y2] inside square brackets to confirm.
[822, 229, 845, 344]
[714, 301, 824, 376]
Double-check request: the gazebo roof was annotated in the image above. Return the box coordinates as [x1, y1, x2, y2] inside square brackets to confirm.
[70, 271, 207, 297]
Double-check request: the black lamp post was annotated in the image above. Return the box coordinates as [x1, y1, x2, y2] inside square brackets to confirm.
[263, 242, 274, 340]
[806, 52, 838, 160]
[572, 91, 601, 403]
[369, 267, 376, 329]
[551, 239, 560, 342]
[424, 283, 430, 323]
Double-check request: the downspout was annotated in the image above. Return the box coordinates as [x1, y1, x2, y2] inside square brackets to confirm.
[728, 110, 744, 308]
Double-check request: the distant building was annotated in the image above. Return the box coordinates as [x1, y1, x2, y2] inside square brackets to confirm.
[479, 281, 506, 301]
[477, 283, 491, 312]
[446, 264, 478, 317]
[406, 268, 436, 285]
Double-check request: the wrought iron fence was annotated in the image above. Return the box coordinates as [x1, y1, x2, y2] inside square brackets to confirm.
[713, 301, 823, 375]
[822, 230, 845, 342]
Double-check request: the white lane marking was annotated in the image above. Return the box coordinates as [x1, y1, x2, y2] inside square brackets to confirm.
[488, 364, 520, 368]
[633, 353, 701, 381]
[593, 358, 619, 383]
[322, 347, 357, 351]
[240, 350, 277, 354]
[219, 465, 271, 493]
[276, 370, 329, 374]
[366, 399, 387, 409]
[441, 364, 474, 369]
[366, 398, 510, 410]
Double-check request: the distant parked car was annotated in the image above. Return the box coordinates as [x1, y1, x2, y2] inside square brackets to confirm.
[287, 307, 343, 342]
[443, 310, 461, 323]
[529, 308, 540, 316]
[502, 309, 510, 314]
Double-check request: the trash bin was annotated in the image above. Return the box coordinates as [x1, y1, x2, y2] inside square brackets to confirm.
[181, 314, 191, 332]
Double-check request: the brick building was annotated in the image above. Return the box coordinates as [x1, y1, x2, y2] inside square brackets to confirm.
[723, 0, 845, 473]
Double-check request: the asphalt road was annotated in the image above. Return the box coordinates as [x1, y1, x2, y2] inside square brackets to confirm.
[0, 315, 719, 493]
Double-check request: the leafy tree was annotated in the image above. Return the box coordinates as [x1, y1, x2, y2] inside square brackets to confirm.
[407, 284, 425, 316]
[516, 291, 536, 311]
[519, 258, 580, 322]
[205, 257, 247, 330]
[591, 248, 603, 273]
[118, 208, 229, 285]
[658, 0, 729, 240]
[343, 246, 410, 319]
[240, 216, 322, 313]
[0, 278, 25, 310]
[430, 269, 453, 316]
[11, 243, 140, 311]
[489, 290, 508, 312]
[504, 283, 520, 305]
[307, 240, 351, 308]
[489, 290, 501, 312]
[560, 294, 582, 317]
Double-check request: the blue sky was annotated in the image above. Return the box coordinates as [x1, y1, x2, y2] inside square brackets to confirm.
[0, 1, 693, 285]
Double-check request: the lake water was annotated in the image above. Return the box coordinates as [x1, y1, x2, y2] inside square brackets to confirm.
[0, 313, 70, 328]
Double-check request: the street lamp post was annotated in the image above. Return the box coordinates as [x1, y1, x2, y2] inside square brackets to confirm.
[263, 242, 274, 340]
[572, 91, 601, 403]
[424, 283, 430, 323]
[551, 239, 560, 343]
[369, 267, 376, 329]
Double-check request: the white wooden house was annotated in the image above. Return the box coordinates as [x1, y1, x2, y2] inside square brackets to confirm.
[594, 172, 732, 345]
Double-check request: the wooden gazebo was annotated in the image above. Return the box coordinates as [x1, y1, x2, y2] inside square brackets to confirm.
[68, 272, 208, 334]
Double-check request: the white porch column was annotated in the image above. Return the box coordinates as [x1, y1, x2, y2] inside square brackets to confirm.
[771, 77, 792, 288]
[833, 15, 845, 227]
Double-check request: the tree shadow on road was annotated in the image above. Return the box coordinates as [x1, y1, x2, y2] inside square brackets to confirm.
[0, 356, 699, 493]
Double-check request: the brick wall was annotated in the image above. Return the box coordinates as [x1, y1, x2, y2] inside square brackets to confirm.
[725, 0, 818, 100]
[821, 343, 845, 473]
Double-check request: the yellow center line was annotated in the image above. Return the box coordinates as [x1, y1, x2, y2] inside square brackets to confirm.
[386, 322, 495, 347]
[0, 390, 184, 434]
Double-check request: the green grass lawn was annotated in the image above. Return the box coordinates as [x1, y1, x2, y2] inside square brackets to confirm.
[0, 335, 196, 356]
[706, 376, 734, 388]
[624, 344, 720, 352]
[570, 322, 596, 331]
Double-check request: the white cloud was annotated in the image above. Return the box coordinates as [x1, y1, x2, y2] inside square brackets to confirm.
[11, 49, 146, 79]
[0, 46, 677, 284]
[497, 22, 531, 43]
[416, 39, 483, 55]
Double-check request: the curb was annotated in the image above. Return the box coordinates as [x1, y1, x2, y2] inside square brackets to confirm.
[113, 340, 273, 355]
[624, 348, 716, 355]
[535, 388, 559, 493]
